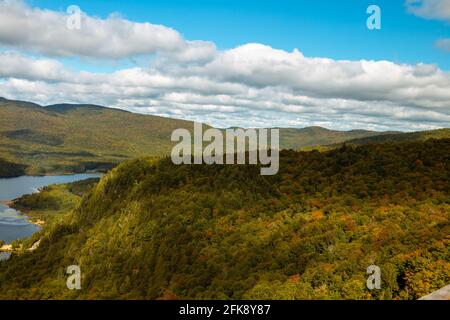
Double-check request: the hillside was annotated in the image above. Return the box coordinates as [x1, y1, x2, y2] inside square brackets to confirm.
[341, 128, 450, 146]
[0, 158, 27, 178]
[300, 128, 450, 152]
[0, 98, 196, 175]
[0, 139, 448, 300]
[279, 126, 398, 149]
[0, 98, 394, 176]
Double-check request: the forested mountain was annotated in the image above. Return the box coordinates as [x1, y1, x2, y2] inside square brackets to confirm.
[1, 139, 448, 299]
[0, 97, 393, 176]
[279, 126, 398, 150]
[340, 128, 450, 146]
[0, 98, 195, 175]
[300, 128, 450, 152]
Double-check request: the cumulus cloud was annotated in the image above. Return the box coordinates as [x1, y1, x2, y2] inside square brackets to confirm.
[406, 0, 450, 21]
[0, 0, 216, 61]
[200, 44, 450, 107]
[1, 49, 449, 131]
[0, 1, 449, 131]
[0, 52, 70, 81]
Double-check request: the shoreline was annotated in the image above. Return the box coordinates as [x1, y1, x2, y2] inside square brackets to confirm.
[0, 200, 14, 206]
[28, 217, 45, 227]
[0, 244, 13, 252]
[0, 173, 99, 254]
[0, 173, 102, 251]
[0, 169, 105, 179]
[1, 199, 45, 227]
[12, 204, 46, 227]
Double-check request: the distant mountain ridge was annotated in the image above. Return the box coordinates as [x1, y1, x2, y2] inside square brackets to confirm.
[342, 128, 450, 146]
[46, 103, 130, 114]
[279, 126, 400, 149]
[0, 97, 195, 175]
[0, 96, 444, 176]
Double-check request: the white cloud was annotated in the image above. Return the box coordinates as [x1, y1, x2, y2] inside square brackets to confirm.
[0, 52, 70, 81]
[406, 0, 450, 21]
[0, 0, 216, 61]
[0, 2, 449, 131]
[1, 49, 450, 131]
[200, 44, 450, 107]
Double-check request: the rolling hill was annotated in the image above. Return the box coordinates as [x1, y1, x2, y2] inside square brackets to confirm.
[300, 128, 450, 152]
[0, 97, 396, 176]
[278, 126, 398, 150]
[341, 128, 450, 146]
[0, 98, 196, 175]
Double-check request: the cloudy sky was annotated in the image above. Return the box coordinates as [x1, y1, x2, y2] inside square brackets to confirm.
[0, 0, 449, 131]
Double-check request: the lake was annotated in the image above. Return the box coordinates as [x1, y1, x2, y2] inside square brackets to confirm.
[0, 173, 101, 246]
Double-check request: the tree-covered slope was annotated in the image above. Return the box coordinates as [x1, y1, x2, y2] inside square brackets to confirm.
[301, 128, 450, 152]
[279, 126, 398, 149]
[0, 139, 449, 300]
[0, 98, 195, 175]
[342, 128, 450, 146]
[0, 158, 27, 178]
[0, 98, 394, 175]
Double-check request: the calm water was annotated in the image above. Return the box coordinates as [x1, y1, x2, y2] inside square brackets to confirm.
[0, 174, 101, 201]
[0, 173, 101, 244]
[0, 251, 11, 262]
[0, 203, 40, 243]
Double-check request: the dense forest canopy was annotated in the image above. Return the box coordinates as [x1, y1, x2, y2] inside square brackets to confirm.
[0, 139, 449, 299]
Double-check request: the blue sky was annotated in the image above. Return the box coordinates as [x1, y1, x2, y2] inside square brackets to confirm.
[31, 0, 450, 70]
